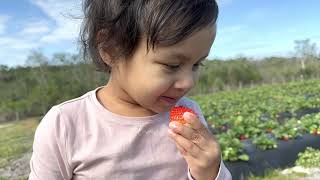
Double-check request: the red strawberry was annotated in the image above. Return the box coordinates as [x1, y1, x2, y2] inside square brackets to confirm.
[239, 135, 247, 141]
[170, 106, 197, 125]
[266, 128, 273, 133]
[312, 129, 317, 135]
[282, 135, 289, 141]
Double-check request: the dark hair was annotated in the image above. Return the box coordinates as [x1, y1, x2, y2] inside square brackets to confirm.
[80, 0, 219, 72]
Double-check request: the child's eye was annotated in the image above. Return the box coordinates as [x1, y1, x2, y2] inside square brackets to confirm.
[165, 64, 180, 70]
[163, 62, 205, 71]
[193, 62, 205, 71]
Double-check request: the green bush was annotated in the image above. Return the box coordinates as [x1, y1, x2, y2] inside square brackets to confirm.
[296, 147, 320, 167]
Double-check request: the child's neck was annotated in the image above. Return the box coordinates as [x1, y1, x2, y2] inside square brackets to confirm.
[96, 84, 158, 118]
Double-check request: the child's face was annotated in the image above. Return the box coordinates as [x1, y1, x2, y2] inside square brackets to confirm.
[106, 25, 216, 115]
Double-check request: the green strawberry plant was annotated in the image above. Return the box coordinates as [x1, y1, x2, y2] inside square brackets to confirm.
[216, 131, 249, 161]
[190, 79, 320, 162]
[300, 113, 320, 135]
[252, 134, 277, 150]
[295, 147, 320, 167]
[273, 119, 304, 140]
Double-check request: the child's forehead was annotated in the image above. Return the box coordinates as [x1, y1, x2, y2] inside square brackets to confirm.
[148, 26, 215, 56]
[170, 52, 209, 61]
[145, 46, 209, 65]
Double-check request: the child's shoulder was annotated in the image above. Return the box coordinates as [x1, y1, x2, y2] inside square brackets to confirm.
[57, 90, 95, 109]
[34, 89, 101, 156]
[38, 88, 100, 133]
[45, 88, 99, 121]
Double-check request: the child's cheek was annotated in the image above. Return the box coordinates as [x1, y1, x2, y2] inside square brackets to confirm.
[146, 70, 175, 95]
[152, 78, 173, 94]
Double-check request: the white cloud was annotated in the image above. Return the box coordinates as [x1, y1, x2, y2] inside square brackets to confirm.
[20, 21, 50, 35]
[0, 36, 40, 66]
[30, 0, 83, 43]
[40, 19, 81, 43]
[0, 37, 39, 50]
[0, 19, 43, 66]
[0, 15, 10, 35]
[0, 1, 83, 66]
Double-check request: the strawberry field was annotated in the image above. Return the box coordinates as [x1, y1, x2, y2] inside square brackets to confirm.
[191, 79, 320, 162]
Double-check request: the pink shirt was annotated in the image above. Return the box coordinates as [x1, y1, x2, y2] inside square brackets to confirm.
[29, 87, 232, 180]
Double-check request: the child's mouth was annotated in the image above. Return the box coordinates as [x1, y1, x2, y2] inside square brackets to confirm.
[160, 96, 177, 105]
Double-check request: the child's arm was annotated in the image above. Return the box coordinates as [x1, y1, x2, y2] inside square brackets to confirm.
[29, 107, 72, 180]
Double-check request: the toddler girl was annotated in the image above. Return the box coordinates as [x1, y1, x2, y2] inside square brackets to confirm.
[29, 0, 232, 179]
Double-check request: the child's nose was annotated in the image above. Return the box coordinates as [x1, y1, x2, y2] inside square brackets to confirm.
[174, 73, 195, 92]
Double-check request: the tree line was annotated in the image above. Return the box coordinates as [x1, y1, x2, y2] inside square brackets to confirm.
[0, 39, 319, 122]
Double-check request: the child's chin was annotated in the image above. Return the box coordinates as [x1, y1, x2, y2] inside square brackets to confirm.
[156, 104, 176, 113]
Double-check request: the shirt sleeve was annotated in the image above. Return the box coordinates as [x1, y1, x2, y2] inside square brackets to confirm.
[29, 106, 72, 180]
[187, 160, 232, 180]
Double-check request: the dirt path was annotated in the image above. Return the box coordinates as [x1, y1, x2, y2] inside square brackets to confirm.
[0, 151, 32, 180]
[301, 169, 320, 180]
[281, 166, 320, 180]
[0, 124, 13, 129]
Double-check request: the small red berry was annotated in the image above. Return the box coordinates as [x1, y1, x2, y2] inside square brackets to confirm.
[311, 129, 320, 135]
[282, 135, 289, 141]
[239, 135, 247, 141]
[169, 106, 197, 125]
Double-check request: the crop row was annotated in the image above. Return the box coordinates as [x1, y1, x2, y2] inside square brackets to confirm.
[191, 79, 320, 161]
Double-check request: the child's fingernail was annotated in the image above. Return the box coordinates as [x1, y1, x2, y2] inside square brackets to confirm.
[183, 112, 193, 121]
[169, 122, 178, 129]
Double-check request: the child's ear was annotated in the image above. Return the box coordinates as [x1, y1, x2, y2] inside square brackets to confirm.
[98, 47, 113, 67]
[96, 30, 114, 67]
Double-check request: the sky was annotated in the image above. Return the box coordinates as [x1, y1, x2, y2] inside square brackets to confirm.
[0, 0, 319, 67]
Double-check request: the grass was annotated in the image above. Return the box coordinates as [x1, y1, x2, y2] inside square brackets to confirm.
[0, 118, 38, 168]
[248, 169, 308, 180]
[0, 176, 28, 180]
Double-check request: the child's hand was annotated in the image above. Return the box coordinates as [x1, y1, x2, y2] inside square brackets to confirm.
[168, 112, 221, 180]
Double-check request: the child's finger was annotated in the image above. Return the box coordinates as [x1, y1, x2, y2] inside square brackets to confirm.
[168, 129, 201, 158]
[183, 112, 211, 138]
[176, 143, 187, 156]
[169, 122, 208, 150]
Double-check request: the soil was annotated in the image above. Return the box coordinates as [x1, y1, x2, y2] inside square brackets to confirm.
[0, 151, 32, 180]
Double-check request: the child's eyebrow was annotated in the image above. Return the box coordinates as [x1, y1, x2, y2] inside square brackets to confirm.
[167, 52, 209, 63]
